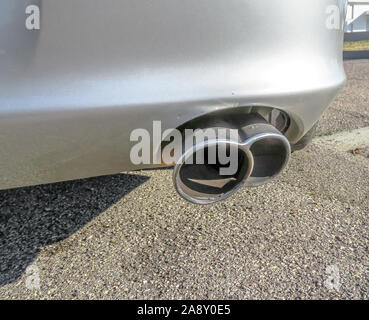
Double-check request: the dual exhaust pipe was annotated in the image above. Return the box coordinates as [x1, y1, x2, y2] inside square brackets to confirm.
[173, 114, 291, 204]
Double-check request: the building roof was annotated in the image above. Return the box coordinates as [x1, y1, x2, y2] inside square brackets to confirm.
[346, 10, 369, 25]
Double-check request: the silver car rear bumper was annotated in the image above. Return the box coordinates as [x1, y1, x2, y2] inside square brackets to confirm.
[0, 0, 347, 189]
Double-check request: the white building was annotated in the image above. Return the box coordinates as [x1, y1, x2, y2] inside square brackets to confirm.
[345, 0, 369, 32]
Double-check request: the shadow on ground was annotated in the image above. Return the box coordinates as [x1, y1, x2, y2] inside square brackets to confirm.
[0, 173, 149, 285]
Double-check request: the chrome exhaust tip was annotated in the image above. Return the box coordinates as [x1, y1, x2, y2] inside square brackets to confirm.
[243, 132, 291, 187]
[173, 140, 254, 205]
[173, 113, 291, 204]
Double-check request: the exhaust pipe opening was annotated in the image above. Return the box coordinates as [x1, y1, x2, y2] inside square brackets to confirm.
[174, 141, 253, 205]
[246, 134, 291, 186]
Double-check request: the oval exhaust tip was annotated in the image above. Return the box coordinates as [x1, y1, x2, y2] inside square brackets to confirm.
[244, 132, 291, 187]
[173, 140, 254, 205]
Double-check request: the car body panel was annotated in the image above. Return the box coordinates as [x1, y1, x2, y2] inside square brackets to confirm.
[0, 0, 347, 189]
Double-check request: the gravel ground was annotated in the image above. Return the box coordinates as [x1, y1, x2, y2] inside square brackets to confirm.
[317, 59, 369, 136]
[0, 60, 368, 300]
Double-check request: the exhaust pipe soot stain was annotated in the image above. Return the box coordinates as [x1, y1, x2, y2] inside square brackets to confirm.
[187, 178, 237, 189]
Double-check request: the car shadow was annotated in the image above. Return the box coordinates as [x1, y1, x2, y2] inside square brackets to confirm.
[0, 173, 149, 286]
